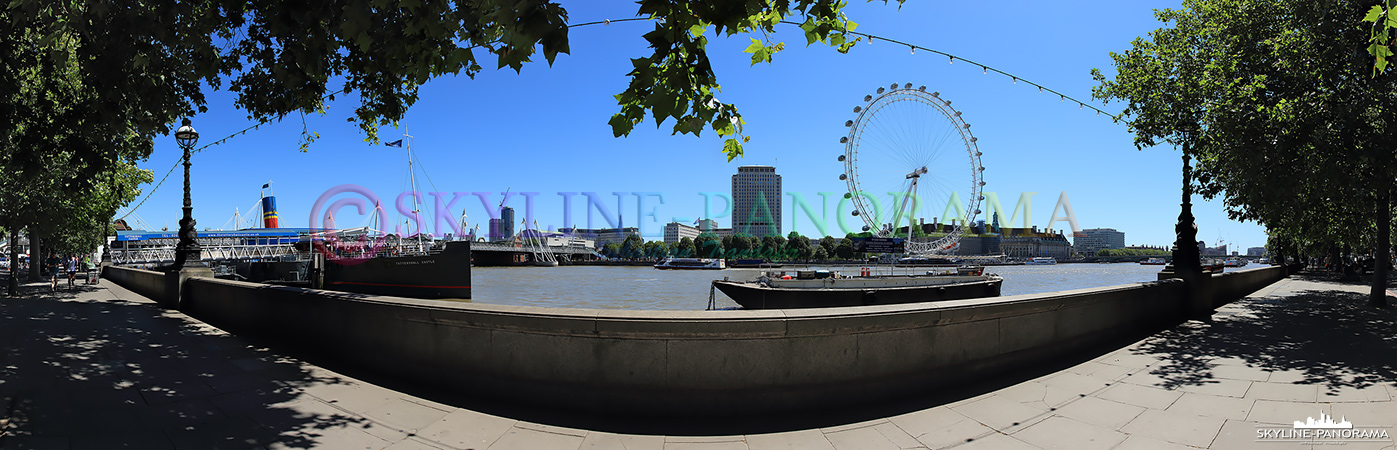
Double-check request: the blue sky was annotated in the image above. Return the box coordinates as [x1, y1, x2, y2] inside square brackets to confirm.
[121, 0, 1268, 252]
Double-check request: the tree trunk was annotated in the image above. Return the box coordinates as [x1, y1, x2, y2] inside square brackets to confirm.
[28, 230, 40, 281]
[1370, 190, 1390, 308]
[7, 228, 17, 296]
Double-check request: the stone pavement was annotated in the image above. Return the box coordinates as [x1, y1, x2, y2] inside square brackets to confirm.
[1, 273, 1394, 449]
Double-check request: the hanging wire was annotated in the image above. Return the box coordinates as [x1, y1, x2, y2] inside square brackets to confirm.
[122, 16, 1121, 219]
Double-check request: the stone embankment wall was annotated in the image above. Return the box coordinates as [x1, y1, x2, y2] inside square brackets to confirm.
[102, 266, 166, 304]
[103, 265, 1285, 417]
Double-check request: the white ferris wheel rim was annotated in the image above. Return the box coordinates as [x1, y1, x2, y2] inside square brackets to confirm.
[840, 83, 985, 255]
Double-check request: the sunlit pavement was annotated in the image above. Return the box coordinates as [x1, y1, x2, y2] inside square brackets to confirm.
[1, 274, 1394, 449]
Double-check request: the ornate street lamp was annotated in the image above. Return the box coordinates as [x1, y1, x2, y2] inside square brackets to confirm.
[171, 118, 201, 269]
[1157, 124, 1211, 319]
[1163, 148, 1202, 275]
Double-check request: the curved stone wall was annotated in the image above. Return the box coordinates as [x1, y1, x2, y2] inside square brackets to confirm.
[105, 265, 1285, 417]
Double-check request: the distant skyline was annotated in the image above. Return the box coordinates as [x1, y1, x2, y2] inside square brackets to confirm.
[119, 0, 1268, 251]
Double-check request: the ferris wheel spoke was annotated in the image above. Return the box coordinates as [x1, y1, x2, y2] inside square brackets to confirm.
[842, 84, 983, 255]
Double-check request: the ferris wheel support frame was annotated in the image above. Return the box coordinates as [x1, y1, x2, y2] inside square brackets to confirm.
[839, 83, 986, 256]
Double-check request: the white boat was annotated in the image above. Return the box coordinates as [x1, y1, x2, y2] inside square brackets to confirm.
[1140, 257, 1167, 265]
[655, 258, 725, 270]
[1024, 257, 1057, 265]
[1223, 259, 1247, 267]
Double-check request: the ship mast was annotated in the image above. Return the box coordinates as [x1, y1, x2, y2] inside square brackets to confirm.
[404, 130, 424, 252]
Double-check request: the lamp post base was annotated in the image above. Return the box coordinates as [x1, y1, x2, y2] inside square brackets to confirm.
[162, 265, 213, 310]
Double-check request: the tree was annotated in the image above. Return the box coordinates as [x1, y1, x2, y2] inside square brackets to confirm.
[693, 232, 722, 258]
[787, 232, 813, 261]
[1363, 3, 1397, 76]
[835, 238, 855, 260]
[676, 236, 697, 257]
[603, 243, 621, 258]
[819, 235, 837, 256]
[1093, 0, 1397, 307]
[3, 0, 882, 180]
[812, 246, 829, 261]
[619, 234, 645, 260]
[760, 235, 785, 258]
[729, 232, 754, 257]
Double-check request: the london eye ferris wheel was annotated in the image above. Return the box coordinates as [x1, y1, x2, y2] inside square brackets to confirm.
[838, 83, 985, 256]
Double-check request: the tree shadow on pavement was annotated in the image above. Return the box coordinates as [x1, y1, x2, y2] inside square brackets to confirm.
[0, 282, 359, 449]
[1129, 278, 1397, 394]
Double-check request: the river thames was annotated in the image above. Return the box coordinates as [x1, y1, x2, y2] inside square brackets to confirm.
[467, 263, 1254, 310]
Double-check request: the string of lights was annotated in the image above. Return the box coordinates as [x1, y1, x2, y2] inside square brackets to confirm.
[119, 16, 1119, 220]
[117, 117, 274, 220]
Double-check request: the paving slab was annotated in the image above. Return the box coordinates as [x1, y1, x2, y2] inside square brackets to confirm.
[1011, 416, 1127, 450]
[1245, 399, 1328, 425]
[948, 395, 1048, 432]
[952, 432, 1040, 450]
[744, 430, 834, 450]
[889, 407, 992, 449]
[1051, 395, 1145, 430]
[1096, 382, 1183, 410]
[486, 426, 586, 450]
[5, 272, 1393, 450]
[415, 409, 518, 450]
[822, 425, 901, 450]
[1244, 382, 1318, 403]
[1120, 409, 1225, 448]
[1111, 435, 1194, 450]
[578, 432, 666, 450]
[1164, 392, 1254, 421]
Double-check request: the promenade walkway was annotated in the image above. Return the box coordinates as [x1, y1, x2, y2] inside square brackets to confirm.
[0, 273, 1393, 449]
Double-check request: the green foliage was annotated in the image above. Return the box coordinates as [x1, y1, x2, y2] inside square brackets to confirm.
[693, 233, 723, 258]
[819, 235, 837, 256]
[1097, 248, 1170, 257]
[676, 236, 697, 257]
[835, 237, 855, 259]
[1362, 2, 1397, 75]
[812, 245, 829, 261]
[611, 0, 878, 161]
[786, 231, 813, 261]
[1096, 0, 1397, 305]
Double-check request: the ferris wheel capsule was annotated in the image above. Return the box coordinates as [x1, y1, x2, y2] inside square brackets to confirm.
[838, 84, 984, 257]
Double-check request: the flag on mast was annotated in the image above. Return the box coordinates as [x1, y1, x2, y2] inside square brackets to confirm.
[385, 140, 403, 147]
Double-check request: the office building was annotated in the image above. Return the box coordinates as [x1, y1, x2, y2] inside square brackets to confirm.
[1247, 246, 1266, 256]
[559, 227, 640, 248]
[663, 222, 702, 244]
[1073, 228, 1125, 255]
[732, 165, 782, 237]
[488, 207, 516, 241]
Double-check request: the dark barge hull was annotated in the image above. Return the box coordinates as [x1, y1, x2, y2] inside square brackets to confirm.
[712, 277, 1002, 309]
[323, 240, 471, 299]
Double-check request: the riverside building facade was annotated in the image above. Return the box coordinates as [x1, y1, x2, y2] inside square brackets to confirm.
[663, 222, 701, 244]
[1073, 227, 1125, 255]
[732, 165, 782, 237]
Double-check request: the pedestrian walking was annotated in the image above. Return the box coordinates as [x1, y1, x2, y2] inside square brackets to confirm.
[46, 253, 61, 293]
[65, 256, 77, 288]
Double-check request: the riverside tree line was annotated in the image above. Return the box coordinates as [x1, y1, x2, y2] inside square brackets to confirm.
[0, 0, 884, 296]
[599, 231, 875, 262]
[1094, 0, 1397, 307]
